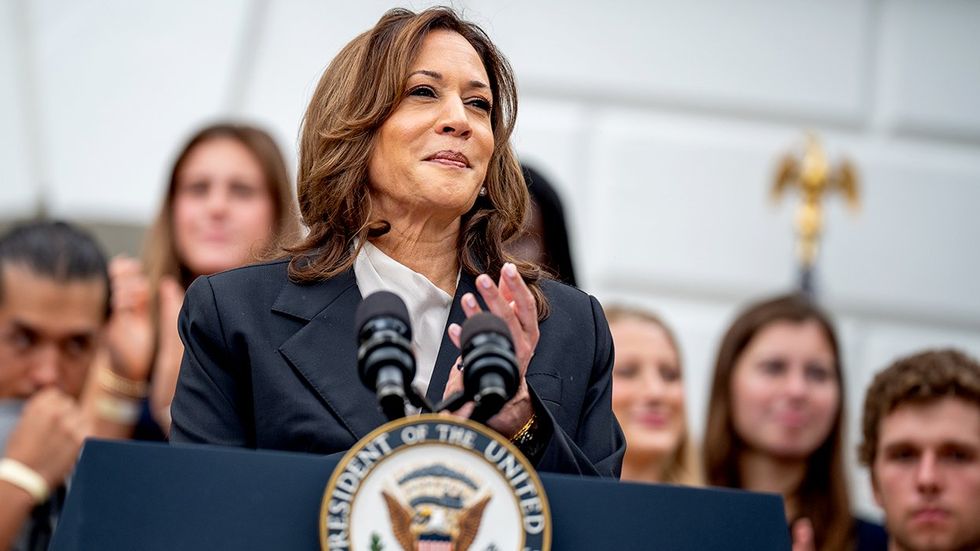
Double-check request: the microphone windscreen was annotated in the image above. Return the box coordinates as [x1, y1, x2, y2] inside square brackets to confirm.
[461, 312, 512, 349]
[355, 291, 411, 336]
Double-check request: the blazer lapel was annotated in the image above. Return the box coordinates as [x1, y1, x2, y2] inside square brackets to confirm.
[273, 269, 386, 441]
[424, 273, 480, 404]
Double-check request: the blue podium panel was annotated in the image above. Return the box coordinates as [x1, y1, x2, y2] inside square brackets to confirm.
[545, 474, 790, 549]
[52, 439, 337, 550]
[52, 439, 790, 550]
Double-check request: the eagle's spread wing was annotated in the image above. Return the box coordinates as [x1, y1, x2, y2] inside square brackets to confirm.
[773, 154, 799, 200]
[382, 490, 416, 551]
[834, 160, 860, 209]
[455, 495, 492, 551]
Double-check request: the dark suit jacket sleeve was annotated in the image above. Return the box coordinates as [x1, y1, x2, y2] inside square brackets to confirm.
[170, 276, 254, 447]
[533, 295, 625, 477]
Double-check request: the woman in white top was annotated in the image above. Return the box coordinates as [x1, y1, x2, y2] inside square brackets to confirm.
[170, 6, 625, 477]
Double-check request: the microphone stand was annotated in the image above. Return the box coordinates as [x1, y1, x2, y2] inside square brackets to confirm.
[405, 385, 435, 415]
[431, 389, 504, 425]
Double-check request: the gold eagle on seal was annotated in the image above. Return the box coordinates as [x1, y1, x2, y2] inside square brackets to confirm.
[382, 489, 491, 551]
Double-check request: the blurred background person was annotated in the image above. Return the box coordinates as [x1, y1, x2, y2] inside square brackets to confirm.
[606, 305, 702, 485]
[86, 123, 300, 439]
[0, 221, 108, 551]
[859, 349, 980, 551]
[505, 164, 577, 287]
[703, 294, 886, 551]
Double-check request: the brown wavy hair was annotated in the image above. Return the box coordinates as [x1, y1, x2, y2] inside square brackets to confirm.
[703, 294, 852, 551]
[859, 348, 980, 467]
[605, 304, 703, 486]
[144, 122, 300, 291]
[287, 7, 548, 318]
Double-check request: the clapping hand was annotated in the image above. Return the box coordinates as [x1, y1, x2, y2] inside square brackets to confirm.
[442, 263, 539, 438]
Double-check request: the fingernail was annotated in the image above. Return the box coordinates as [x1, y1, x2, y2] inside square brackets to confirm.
[464, 294, 477, 308]
[504, 263, 518, 278]
[449, 323, 461, 337]
[478, 275, 493, 289]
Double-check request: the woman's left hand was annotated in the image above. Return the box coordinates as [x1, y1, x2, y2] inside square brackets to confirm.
[104, 256, 155, 382]
[149, 276, 186, 434]
[442, 262, 539, 438]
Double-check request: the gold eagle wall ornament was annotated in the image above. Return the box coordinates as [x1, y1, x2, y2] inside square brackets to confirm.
[772, 133, 860, 272]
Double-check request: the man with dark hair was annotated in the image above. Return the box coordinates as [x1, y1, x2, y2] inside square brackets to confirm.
[0, 221, 109, 551]
[859, 349, 980, 551]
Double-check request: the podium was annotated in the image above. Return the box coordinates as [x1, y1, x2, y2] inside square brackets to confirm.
[51, 439, 790, 550]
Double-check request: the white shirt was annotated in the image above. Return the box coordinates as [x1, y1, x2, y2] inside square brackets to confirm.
[352, 241, 455, 397]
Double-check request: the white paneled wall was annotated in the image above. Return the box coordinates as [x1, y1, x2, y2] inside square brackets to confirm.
[0, 0, 37, 216]
[4, 0, 979, 521]
[491, 0, 873, 122]
[879, 0, 980, 139]
[30, 0, 254, 220]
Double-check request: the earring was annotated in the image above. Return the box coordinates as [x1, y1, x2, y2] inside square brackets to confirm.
[479, 186, 487, 197]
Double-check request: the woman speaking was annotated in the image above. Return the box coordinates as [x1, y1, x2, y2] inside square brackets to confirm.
[170, 7, 624, 477]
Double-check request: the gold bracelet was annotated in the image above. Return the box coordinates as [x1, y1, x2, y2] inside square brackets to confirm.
[0, 458, 50, 504]
[510, 414, 536, 443]
[96, 395, 141, 425]
[98, 366, 148, 399]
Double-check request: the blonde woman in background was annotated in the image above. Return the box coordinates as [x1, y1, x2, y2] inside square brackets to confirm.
[606, 305, 702, 485]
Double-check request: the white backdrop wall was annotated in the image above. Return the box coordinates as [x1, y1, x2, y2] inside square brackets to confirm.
[3, 0, 979, 519]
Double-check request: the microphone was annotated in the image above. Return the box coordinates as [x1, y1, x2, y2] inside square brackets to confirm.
[458, 312, 519, 424]
[355, 291, 415, 421]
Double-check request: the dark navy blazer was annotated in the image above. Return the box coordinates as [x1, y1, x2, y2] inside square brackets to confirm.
[170, 260, 625, 477]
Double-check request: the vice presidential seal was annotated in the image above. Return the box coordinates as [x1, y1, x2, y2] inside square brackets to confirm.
[320, 414, 551, 551]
